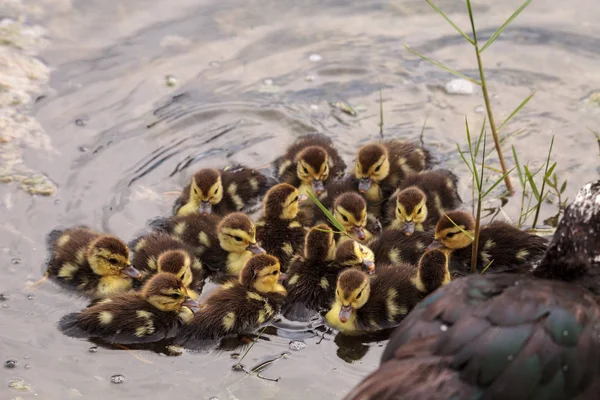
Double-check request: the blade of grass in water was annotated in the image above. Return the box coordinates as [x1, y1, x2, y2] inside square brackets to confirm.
[425, 0, 474, 45]
[480, 0, 532, 52]
[498, 91, 536, 131]
[404, 45, 481, 85]
[307, 191, 347, 234]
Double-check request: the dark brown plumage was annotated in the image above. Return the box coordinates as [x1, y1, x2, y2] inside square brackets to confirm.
[431, 210, 548, 275]
[58, 273, 199, 344]
[255, 183, 307, 271]
[368, 229, 433, 266]
[130, 232, 205, 294]
[172, 165, 273, 216]
[344, 180, 600, 400]
[353, 140, 433, 206]
[177, 254, 287, 343]
[274, 134, 346, 196]
[147, 213, 221, 256]
[45, 226, 141, 299]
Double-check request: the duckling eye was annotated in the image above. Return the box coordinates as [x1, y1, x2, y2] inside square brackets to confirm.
[374, 165, 381, 172]
[214, 187, 219, 194]
[292, 196, 299, 203]
[108, 258, 118, 265]
[302, 167, 308, 174]
[417, 207, 423, 214]
[341, 214, 349, 222]
[271, 270, 278, 276]
[169, 293, 181, 299]
[446, 232, 456, 239]
[356, 290, 362, 299]
[193, 188, 199, 195]
[234, 236, 243, 242]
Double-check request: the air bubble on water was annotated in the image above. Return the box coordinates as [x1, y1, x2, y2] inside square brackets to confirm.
[231, 364, 245, 372]
[75, 119, 87, 126]
[4, 359, 18, 369]
[208, 61, 220, 68]
[89, 346, 98, 353]
[289, 340, 306, 351]
[110, 374, 125, 384]
[209, 397, 219, 400]
[440, 324, 448, 332]
[27, 294, 35, 300]
[308, 53, 322, 62]
[230, 353, 240, 359]
[11, 258, 21, 265]
[263, 78, 273, 86]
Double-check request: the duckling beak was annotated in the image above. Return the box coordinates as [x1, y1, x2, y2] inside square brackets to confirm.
[426, 240, 444, 251]
[198, 201, 212, 215]
[358, 178, 372, 193]
[352, 226, 367, 241]
[298, 193, 308, 202]
[339, 305, 353, 323]
[278, 272, 288, 283]
[402, 221, 415, 236]
[311, 179, 325, 195]
[247, 242, 266, 255]
[182, 298, 200, 313]
[362, 259, 375, 274]
[121, 265, 142, 279]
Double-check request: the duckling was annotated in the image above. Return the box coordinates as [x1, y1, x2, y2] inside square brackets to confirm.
[428, 210, 548, 275]
[255, 183, 308, 271]
[283, 226, 376, 320]
[274, 134, 346, 196]
[200, 212, 265, 276]
[147, 213, 221, 257]
[353, 140, 433, 205]
[325, 248, 450, 335]
[45, 226, 142, 299]
[367, 229, 433, 266]
[384, 169, 462, 234]
[177, 254, 287, 342]
[130, 232, 205, 297]
[346, 181, 600, 400]
[172, 165, 273, 217]
[58, 272, 199, 344]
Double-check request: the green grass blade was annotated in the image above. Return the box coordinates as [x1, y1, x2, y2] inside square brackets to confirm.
[560, 180, 567, 194]
[425, 0, 475, 45]
[590, 128, 600, 155]
[482, 167, 516, 199]
[480, 0, 532, 52]
[405, 45, 482, 85]
[498, 91, 536, 131]
[444, 214, 474, 240]
[480, 259, 494, 274]
[307, 191, 347, 234]
[456, 144, 474, 175]
[524, 165, 540, 201]
[474, 117, 486, 158]
[512, 145, 525, 186]
[544, 162, 557, 180]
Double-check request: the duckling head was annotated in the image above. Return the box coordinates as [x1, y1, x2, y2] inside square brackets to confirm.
[413, 248, 451, 294]
[87, 236, 141, 279]
[264, 183, 307, 220]
[142, 272, 199, 312]
[334, 269, 370, 323]
[354, 143, 390, 193]
[156, 249, 193, 288]
[189, 168, 223, 214]
[395, 187, 427, 235]
[333, 193, 368, 241]
[240, 254, 287, 295]
[304, 224, 336, 261]
[218, 212, 265, 255]
[295, 146, 329, 195]
[335, 240, 375, 274]
[428, 210, 475, 250]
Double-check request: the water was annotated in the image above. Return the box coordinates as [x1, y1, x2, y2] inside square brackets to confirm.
[2, 0, 600, 398]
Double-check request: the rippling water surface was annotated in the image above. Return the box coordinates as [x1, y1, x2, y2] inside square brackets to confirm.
[2, 0, 600, 398]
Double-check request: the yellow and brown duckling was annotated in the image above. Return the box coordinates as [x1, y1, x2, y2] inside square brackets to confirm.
[59, 272, 199, 344]
[172, 165, 273, 216]
[177, 254, 287, 342]
[353, 139, 433, 204]
[200, 212, 265, 276]
[384, 169, 462, 234]
[274, 134, 346, 196]
[325, 248, 450, 335]
[130, 232, 205, 298]
[45, 227, 142, 299]
[346, 181, 600, 400]
[255, 183, 308, 271]
[283, 227, 375, 320]
[333, 193, 381, 243]
[429, 210, 548, 275]
[367, 229, 433, 266]
[148, 213, 221, 257]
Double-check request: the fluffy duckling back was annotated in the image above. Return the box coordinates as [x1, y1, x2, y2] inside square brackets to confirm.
[430, 210, 548, 275]
[45, 227, 141, 299]
[353, 140, 433, 204]
[274, 134, 346, 196]
[200, 212, 265, 276]
[326, 249, 450, 335]
[256, 183, 308, 271]
[178, 254, 287, 342]
[368, 229, 433, 266]
[148, 213, 221, 256]
[172, 165, 273, 217]
[130, 232, 205, 297]
[384, 169, 462, 234]
[59, 272, 199, 344]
